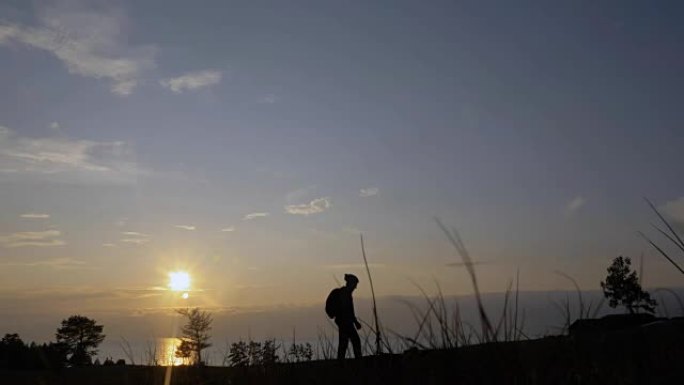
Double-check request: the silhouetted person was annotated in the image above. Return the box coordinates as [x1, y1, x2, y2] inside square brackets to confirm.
[326, 274, 362, 359]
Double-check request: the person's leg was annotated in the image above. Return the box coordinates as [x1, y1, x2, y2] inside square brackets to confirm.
[350, 327, 362, 358]
[337, 325, 349, 360]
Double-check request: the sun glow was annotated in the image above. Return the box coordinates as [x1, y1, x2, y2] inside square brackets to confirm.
[158, 338, 189, 366]
[168, 271, 191, 291]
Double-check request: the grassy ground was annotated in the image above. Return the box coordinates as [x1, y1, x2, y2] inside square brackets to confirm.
[3, 327, 682, 385]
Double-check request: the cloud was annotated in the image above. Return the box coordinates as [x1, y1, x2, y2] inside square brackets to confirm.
[565, 196, 585, 214]
[0, 126, 146, 183]
[120, 238, 149, 245]
[360, 187, 379, 197]
[0, 257, 87, 270]
[661, 196, 684, 224]
[49, 122, 60, 130]
[285, 197, 331, 216]
[0, 3, 155, 95]
[175, 225, 196, 231]
[20, 213, 50, 219]
[102, 243, 116, 247]
[220, 226, 235, 232]
[0, 230, 65, 248]
[121, 231, 148, 237]
[119, 231, 149, 245]
[160, 70, 222, 93]
[243, 212, 270, 220]
[258, 94, 278, 104]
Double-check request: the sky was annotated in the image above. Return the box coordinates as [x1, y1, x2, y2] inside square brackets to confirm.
[1, 0, 684, 352]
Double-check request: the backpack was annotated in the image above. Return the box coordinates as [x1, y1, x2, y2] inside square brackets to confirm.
[325, 288, 341, 319]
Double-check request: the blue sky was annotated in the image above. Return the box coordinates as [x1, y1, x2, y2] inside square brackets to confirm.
[1, 0, 683, 332]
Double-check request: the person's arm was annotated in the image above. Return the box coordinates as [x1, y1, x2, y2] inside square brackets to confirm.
[352, 297, 361, 329]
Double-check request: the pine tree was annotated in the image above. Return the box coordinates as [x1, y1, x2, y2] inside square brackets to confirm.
[55, 315, 105, 366]
[601, 256, 657, 314]
[175, 308, 212, 365]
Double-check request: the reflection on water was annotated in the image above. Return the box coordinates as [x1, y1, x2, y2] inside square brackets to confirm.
[156, 338, 191, 366]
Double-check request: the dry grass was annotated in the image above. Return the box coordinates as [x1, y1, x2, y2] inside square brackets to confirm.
[640, 198, 684, 275]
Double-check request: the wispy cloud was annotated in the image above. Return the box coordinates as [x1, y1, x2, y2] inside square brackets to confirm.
[258, 94, 278, 104]
[0, 3, 155, 95]
[49, 122, 60, 130]
[0, 257, 87, 270]
[121, 231, 148, 237]
[119, 231, 149, 245]
[120, 238, 149, 245]
[20, 213, 50, 219]
[565, 196, 585, 215]
[243, 212, 270, 220]
[0, 126, 146, 183]
[360, 187, 379, 197]
[175, 225, 196, 231]
[0, 230, 65, 248]
[285, 197, 331, 216]
[661, 196, 684, 223]
[220, 226, 235, 232]
[102, 243, 116, 247]
[160, 70, 222, 93]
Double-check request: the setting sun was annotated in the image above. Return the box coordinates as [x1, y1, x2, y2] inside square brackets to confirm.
[168, 271, 190, 292]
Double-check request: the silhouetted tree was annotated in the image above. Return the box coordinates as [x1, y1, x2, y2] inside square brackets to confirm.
[1, 333, 25, 368]
[227, 341, 249, 367]
[176, 308, 212, 365]
[260, 339, 280, 366]
[247, 341, 261, 365]
[56, 315, 105, 366]
[0, 333, 67, 369]
[601, 256, 657, 314]
[288, 342, 313, 362]
[226, 339, 279, 367]
[175, 339, 193, 364]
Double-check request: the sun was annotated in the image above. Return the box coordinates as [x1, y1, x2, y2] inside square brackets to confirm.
[168, 271, 191, 291]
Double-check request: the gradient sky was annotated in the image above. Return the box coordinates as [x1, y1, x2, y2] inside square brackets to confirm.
[1, 0, 683, 342]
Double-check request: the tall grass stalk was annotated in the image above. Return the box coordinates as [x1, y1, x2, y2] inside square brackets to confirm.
[435, 218, 495, 342]
[655, 288, 684, 315]
[640, 198, 684, 274]
[550, 272, 604, 333]
[360, 234, 383, 354]
[391, 220, 528, 350]
[514, 268, 520, 340]
[119, 336, 136, 365]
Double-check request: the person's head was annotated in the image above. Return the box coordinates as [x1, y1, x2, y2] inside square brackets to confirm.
[344, 274, 359, 291]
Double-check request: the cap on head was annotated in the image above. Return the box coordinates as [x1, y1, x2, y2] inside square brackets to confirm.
[344, 274, 359, 284]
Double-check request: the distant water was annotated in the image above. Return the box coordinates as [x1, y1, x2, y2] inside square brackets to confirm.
[155, 338, 191, 366]
[106, 337, 191, 366]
